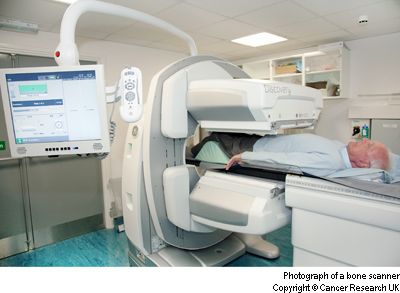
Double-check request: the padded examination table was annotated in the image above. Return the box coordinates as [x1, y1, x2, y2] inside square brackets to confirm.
[187, 147, 400, 267]
[286, 175, 400, 267]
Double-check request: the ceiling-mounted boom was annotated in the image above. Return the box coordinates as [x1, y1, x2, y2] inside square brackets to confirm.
[54, 0, 197, 66]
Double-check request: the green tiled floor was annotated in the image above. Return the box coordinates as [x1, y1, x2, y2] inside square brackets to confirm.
[0, 224, 293, 267]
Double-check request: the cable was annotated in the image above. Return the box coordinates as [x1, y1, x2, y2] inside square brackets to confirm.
[95, 65, 131, 160]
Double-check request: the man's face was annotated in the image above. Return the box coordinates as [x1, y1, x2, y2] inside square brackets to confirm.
[347, 138, 373, 157]
[347, 138, 387, 168]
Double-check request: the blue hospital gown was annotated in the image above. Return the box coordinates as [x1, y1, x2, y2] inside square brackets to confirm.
[241, 133, 349, 176]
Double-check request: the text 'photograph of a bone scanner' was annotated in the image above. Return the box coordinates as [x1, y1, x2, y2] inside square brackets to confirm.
[122, 55, 323, 267]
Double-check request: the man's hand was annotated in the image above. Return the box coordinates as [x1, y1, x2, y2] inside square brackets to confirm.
[225, 153, 244, 170]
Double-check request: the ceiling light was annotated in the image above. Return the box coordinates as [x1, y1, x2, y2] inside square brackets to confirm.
[231, 32, 287, 47]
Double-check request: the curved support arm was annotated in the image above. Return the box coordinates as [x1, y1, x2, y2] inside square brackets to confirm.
[54, 0, 197, 66]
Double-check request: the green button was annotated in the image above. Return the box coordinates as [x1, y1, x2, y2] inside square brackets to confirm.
[0, 141, 5, 151]
[16, 138, 23, 144]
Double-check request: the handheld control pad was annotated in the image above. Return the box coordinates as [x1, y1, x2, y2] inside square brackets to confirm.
[119, 67, 143, 123]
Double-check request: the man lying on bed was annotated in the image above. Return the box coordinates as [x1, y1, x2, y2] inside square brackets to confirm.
[189, 133, 390, 177]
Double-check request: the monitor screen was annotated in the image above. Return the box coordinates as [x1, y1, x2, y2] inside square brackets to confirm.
[0, 64, 110, 158]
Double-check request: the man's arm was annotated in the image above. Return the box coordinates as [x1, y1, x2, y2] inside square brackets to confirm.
[225, 153, 244, 170]
[226, 151, 343, 176]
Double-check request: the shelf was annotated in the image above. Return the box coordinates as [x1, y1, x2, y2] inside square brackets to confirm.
[323, 95, 348, 100]
[273, 54, 302, 61]
[305, 69, 340, 75]
[273, 72, 302, 78]
[239, 41, 349, 99]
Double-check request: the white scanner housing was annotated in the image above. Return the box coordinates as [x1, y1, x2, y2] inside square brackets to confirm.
[188, 79, 322, 134]
[161, 63, 322, 138]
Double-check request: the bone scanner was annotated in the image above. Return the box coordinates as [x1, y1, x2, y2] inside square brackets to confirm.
[121, 55, 326, 266]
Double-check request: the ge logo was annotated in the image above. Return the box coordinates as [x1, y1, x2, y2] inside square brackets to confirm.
[132, 125, 139, 138]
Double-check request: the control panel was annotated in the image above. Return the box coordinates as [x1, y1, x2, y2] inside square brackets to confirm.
[119, 67, 143, 123]
[351, 119, 370, 139]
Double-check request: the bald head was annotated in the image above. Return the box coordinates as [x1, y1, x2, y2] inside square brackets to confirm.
[347, 138, 390, 171]
[369, 142, 390, 170]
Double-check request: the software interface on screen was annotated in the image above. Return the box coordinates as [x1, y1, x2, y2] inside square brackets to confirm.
[5, 70, 102, 145]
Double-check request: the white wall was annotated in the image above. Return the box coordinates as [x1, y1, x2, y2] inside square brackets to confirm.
[314, 32, 400, 144]
[0, 29, 187, 180]
[235, 32, 400, 145]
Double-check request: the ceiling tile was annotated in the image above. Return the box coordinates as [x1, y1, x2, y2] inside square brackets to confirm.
[293, 0, 385, 16]
[1, 0, 67, 24]
[194, 48, 221, 56]
[74, 12, 136, 34]
[273, 18, 341, 38]
[113, 23, 175, 41]
[193, 19, 263, 40]
[214, 53, 237, 61]
[146, 41, 187, 53]
[157, 36, 191, 48]
[103, 34, 153, 46]
[257, 39, 309, 52]
[188, 32, 222, 47]
[298, 30, 355, 45]
[74, 28, 110, 40]
[227, 47, 271, 58]
[155, 2, 227, 31]
[105, 0, 179, 15]
[237, 1, 317, 29]
[186, 0, 283, 18]
[325, 0, 400, 29]
[1, 0, 400, 62]
[198, 40, 248, 54]
[347, 17, 400, 38]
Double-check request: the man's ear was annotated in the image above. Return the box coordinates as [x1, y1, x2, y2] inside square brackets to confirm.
[356, 160, 371, 168]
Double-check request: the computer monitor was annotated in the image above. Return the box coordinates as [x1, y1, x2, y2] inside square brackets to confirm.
[0, 64, 110, 158]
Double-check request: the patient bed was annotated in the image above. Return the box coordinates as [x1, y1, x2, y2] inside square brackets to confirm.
[190, 146, 400, 267]
[285, 151, 400, 267]
[121, 54, 400, 267]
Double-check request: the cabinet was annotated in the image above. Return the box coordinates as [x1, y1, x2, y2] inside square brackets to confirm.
[242, 60, 270, 80]
[272, 55, 303, 85]
[240, 42, 350, 99]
